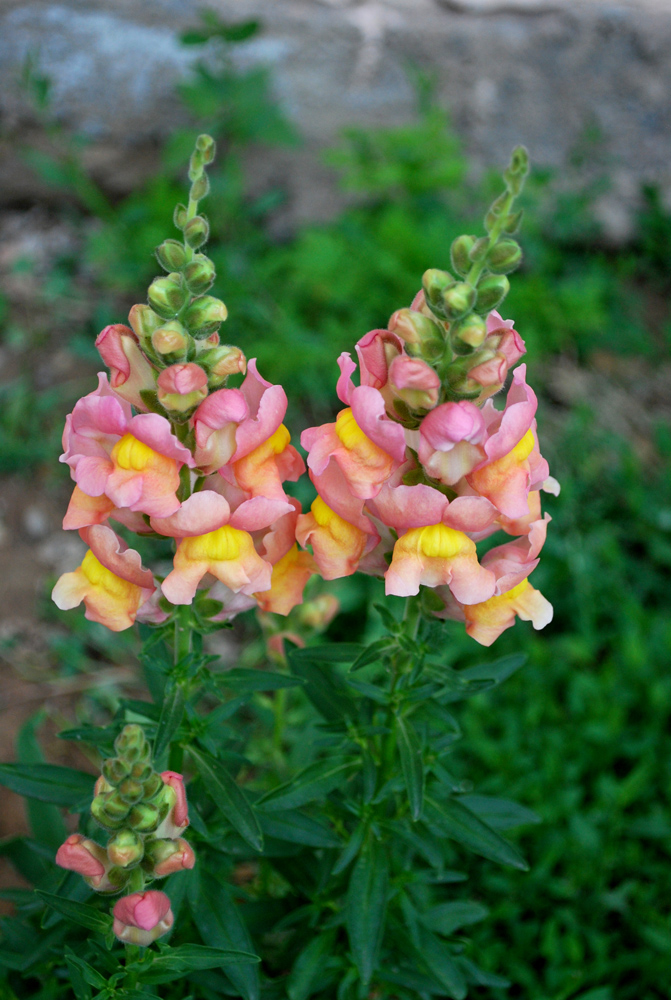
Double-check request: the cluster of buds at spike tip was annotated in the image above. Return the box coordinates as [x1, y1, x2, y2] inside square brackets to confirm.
[298, 147, 559, 647]
[55, 725, 195, 946]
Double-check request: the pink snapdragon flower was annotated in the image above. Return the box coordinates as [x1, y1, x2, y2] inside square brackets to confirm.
[113, 890, 174, 946]
[418, 401, 487, 486]
[52, 524, 159, 631]
[95, 324, 156, 411]
[61, 374, 195, 520]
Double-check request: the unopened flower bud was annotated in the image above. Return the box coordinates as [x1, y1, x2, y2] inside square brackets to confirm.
[91, 791, 130, 830]
[468, 237, 490, 264]
[151, 320, 190, 358]
[154, 771, 190, 839]
[157, 363, 208, 413]
[118, 778, 145, 805]
[474, 275, 510, 315]
[451, 313, 488, 352]
[156, 239, 187, 272]
[142, 772, 164, 801]
[129, 760, 153, 783]
[94, 775, 114, 797]
[183, 216, 210, 250]
[115, 724, 149, 760]
[199, 344, 247, 386]
[388, 355, 440, 412]
[486, 238, 523, 275]
[196, 133, 216, 163]
[128, 802, 163, 834]
[144, 837, 196, 878]
[441, 282, 477, 321]
[183, 295, 228, 338]
[190, 174, 210, 202]
[95, 325, 156, 411]
[147, 274, 188, 321]
[388, 309, 444, 361]
[113, 891, 174, 946]
[128, 304, 163, 350]
[173, 203, 188, 230]
[184, 254, 216, 294]
[450, 235, 477, 277]
[422, 269, 455, 317]
[107, 829, 145, 869]
[55, 834, 126, 893]
[102, 757, 129, 786]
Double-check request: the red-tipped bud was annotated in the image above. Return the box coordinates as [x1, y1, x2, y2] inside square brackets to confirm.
[55, 834, 125, 893]
[198, 344, 247, 386]
[155, 771, 189, 839]
[388, 355, 440, 412]
[113, 891, 174, 946]
[152, 320, 190, 358]
[128, 304, 163, 349]
[95, 324, 156, 411]
[157, 363, 208, 413]
[145, 837, 196, 878]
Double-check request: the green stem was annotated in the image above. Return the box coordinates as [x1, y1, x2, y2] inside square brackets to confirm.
[465, 187, 515, 289]
[174, 604, 192, 666]
[381, 594, 423, 780]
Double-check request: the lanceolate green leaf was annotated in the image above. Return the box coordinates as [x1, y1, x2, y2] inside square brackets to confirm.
[412, 930, 467, 1000]
[395, 715, 424, 820]
[189, 747, 263, 852]
[217, 668, 305, 692]
[424, 797, 529, 870]
[137, 944, 259, 983]
[257, 810, 341, 848]
[256, 757, 358, 812]
[16, 714, 68, 851]
[35, 890, 113, 934]
[420, 900, 489, 937]
[287, 931, 336, 1000]
[288, 649, 356, 721]
[346, 837, 389, 986]
[459, 794, 541, 830]
[189, 874, 260, 1000]
[0, 764, 94, 808]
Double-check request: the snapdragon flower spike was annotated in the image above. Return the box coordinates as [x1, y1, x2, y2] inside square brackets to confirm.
[113, 890, 174, 946]
[298, 284, 557, 644]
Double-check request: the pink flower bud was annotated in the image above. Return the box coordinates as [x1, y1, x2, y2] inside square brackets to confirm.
[354, 329, 401, 390]
[56, 834, 106, 879]
[418, 401, 486, 485]
[95, 324, 156, 411]
[155, 771, 189, 838]
[157, 363, 208, 413]
[387, 355, 440, 412]
[148, 837, 196, 877]
[467, 312, 526, 397]
[113, 890, 174, 946]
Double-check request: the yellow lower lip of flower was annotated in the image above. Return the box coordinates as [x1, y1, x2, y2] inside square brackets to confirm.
[335, 408, 382, 461]
[401, 523, 472, 560]
[470, 578, 530, 614]
[267, 424, 291, 455]
[509, 429, 534, 463]
[111, 433, 159, 472]
[80, 550, 139, 600]
[182, 525, 248, 562]
[311, 496, 362, 546]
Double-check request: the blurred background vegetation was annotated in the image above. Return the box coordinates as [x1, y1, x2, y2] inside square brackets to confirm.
[0, 12, 670, 1000]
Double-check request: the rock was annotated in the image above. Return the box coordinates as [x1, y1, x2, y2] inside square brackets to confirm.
[0, 0, 669, 237]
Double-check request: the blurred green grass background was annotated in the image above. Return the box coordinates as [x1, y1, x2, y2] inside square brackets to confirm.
[1, 15, 670, 1000]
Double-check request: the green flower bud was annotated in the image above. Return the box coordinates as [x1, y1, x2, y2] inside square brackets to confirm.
[156, 239, 187, 272]
[441, 282, 477, 321]
[190, 174, 210, 202]
[184, 254, 216, 294]
[451, 313, 488, 352]
[183, 295, 228, 338]
[118, 778, 145, 805]
[474, 274, 510, 315]
[468, 237, 490, 264]
[199, 344, 247, 386]
[450, 235, 476, 278]
[115, 724, 146, 755]
[196, 133, 216, 163]
[107, 829, 144, 869]
[128, 304, 163, 349]
[183, 216, 210, 250]
[151, 320, 190, 358]
[388, 308, 445, 361]
[422, 269, 455, 317]
[142, 772, 164, 802]
[91, 792, 130, 830]
[503, 209, 524, 234]
[147, 274, 188, 321]
[486, 238, 523, 275]
[102, 757, 129, 786]
[129, 760, 153, 783]
[129, 801, 167, 835]
[173, 203, 188, 230]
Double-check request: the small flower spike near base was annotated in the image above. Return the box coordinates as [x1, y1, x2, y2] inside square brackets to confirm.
[55, 724, 194, 945]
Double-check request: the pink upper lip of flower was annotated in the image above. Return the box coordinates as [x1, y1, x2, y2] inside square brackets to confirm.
[150, 490, 293, 538]
[55, 834, 105, 877]
[113, 890, 172, 931]
[160, 771, 189, 828]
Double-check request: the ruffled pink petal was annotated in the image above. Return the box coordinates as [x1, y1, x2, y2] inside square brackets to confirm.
[128, 413, 196, 467]
[233, 360, 288, 461]
[150, 491, 231, 538]
[368, 482, 448, 534]
[229, 496, 293, 532]
[336, 352, 357, 404]
[82, 524, 155, 590]
[350, 386, 407, 464]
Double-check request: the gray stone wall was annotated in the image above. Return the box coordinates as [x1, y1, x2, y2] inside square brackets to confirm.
[0, 0, 670, 237]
